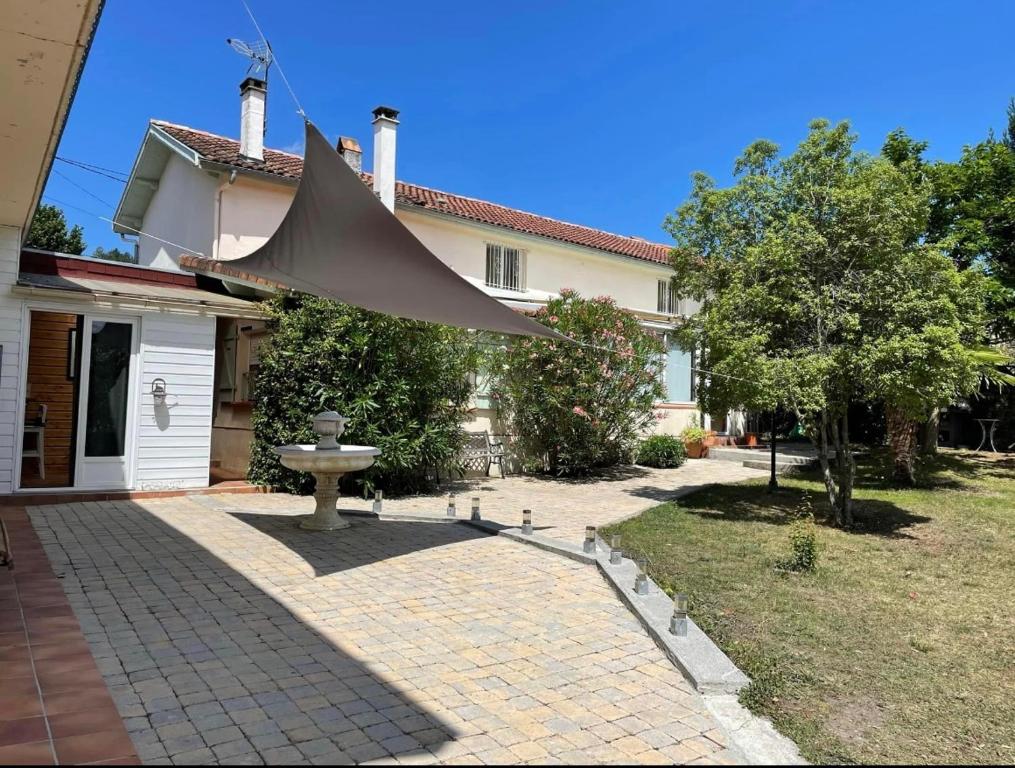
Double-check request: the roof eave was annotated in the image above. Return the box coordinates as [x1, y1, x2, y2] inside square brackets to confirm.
[112, 123, 202, 235]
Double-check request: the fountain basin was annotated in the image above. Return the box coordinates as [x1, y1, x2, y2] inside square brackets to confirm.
[273, 444, 380, 474]
[273, 444, 381, 531]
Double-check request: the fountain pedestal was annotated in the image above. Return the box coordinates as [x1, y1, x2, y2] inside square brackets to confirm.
[273, 412, 381, 531]
[305, 473, 344, 530]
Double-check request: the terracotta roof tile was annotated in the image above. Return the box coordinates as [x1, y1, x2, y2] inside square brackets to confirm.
[152, 120, 673, 265]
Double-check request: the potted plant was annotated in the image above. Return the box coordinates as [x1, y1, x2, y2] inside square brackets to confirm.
[680, 425, 709, 459]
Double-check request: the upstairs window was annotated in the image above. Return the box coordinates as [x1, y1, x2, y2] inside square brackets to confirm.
[657, 280, 679, 314]
[486, 243, 524, 291]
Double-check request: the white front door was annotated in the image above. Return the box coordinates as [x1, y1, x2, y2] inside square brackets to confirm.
[73, 315, 139, 489]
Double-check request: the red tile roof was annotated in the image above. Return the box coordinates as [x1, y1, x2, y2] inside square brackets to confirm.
[152, 120, 673, 265]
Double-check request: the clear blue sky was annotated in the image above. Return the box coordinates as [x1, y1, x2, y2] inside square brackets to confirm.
[48, 0, 1015, 255]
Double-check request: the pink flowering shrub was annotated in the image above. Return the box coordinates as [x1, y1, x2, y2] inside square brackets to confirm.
[489, 291, 664, 475]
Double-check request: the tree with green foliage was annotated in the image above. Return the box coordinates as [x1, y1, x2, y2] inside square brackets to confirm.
[248, 294, 479, 496]
[882, 107, 1015, 454]
[926, 100, 1014, 342]
[666, 119, 989, 525]
[92, 246, 136, 264]
[489, 290, 664, 476]
[25, 204, 85, 254]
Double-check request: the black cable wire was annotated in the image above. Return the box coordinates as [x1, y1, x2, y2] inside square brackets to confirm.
[54, 156, 129, 183]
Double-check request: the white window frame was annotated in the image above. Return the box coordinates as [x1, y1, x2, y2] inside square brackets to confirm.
[485, 243, 526, 291]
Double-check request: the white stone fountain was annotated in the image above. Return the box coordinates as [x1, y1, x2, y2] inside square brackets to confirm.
[273, 411, 381, 531]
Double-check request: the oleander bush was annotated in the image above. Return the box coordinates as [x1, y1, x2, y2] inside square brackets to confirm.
[248, 293, 478, 496]
[489, 290, 665, 476]
[637, 434, 688, 468]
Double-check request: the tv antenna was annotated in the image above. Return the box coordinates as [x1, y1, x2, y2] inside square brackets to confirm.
[226, 37, 273, 79]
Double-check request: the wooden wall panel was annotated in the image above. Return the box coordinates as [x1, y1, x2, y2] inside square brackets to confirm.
[22, 311, 78, 488]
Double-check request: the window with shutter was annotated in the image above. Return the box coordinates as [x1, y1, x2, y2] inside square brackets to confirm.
[485, 243, 524, 290]
[657, 280, 679, 314]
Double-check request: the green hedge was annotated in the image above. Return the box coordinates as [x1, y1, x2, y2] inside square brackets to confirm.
[248, 294, 478, 496]
[636, 434, 687, 468]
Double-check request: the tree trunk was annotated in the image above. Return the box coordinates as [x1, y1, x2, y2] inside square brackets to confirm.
[814, 410, 854, 527]
[921, 408, 940, 455]
[836, 412, 855, 527]
[886, 405, 918, 485]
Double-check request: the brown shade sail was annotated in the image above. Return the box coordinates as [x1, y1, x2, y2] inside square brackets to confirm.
[183, 120, 563, 340]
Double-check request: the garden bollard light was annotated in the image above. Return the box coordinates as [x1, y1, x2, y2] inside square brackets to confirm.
[471, 497, 481, 521]
[522, 509, 533, 535]
[635, 557, 650, 595]
[670, 593, 689, 636]
[447, 494, 456, 517]
[372, 490, 383, 515]
[583, 526, 597, 554]
[610, 534, 623, 565]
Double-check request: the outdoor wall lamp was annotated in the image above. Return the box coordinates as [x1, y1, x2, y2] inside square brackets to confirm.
[610, 534, 623, 565]
[447, 493, 456, 517]
[635, 557, 650, 595]
[521, 509, 533, 535]
[151, 378, 167, 406]
[670, 593, 689, 636]
[471, 497, 481, 521]
[584, 526, 597, 554]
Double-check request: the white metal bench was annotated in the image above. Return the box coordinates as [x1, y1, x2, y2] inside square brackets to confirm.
[461, 431, 507, 478]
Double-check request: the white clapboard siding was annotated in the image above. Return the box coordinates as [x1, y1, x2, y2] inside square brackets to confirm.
[135, 313, 215, 490]
[0, 227, 24, 494]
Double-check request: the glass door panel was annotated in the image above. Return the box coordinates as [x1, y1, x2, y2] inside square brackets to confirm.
[74, 316, 138, 488]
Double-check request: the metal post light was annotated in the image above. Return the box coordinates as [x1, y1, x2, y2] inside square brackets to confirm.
[447, 494, 456, 517]
[635, 557, 650, 595]
[471, 497, 481, 521]
[669, 593, 689, 636]
[768, 412, 779, 492]
[610, 534, 623, 565]
[372, 490, 383, 514]
[583, 526, 597, 554]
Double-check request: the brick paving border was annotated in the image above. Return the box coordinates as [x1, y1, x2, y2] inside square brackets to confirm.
[0, 506, 138, 765]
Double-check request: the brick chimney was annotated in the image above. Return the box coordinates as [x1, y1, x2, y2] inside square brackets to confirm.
[372, 106, 399, 211]
[239, 77, 266, 162]
[337, 137, 362, 173]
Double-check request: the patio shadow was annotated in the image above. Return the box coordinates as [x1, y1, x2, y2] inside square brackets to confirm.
[229, 512, 492, 578]
[28, 501, 457, 763]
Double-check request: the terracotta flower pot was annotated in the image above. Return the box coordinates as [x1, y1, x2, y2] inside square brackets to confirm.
[743, 432, 759, 447]
[704, 431, 718, 447]
[685, 440, 708, 459]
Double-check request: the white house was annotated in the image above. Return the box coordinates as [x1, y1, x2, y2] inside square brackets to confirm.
[111, 78, 713, 477]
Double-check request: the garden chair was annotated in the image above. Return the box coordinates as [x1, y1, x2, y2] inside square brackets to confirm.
[23, 403, 47, 480]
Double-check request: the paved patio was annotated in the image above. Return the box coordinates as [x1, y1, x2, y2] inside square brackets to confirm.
[237, 460, 767, 547]
[26, 462, 765, 765]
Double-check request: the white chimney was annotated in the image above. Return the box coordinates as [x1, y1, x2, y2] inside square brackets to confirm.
[239, 77, 267, 162]
[372, 106, 399, 211]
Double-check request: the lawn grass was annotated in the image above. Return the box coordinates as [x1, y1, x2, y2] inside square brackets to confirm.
[602, 450, 1015, 765]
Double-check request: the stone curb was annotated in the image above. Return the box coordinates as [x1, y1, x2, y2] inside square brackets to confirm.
[703, 694, 807, 765]
[591, 548, 749, 695]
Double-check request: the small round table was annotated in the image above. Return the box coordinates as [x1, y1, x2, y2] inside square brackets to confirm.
[974, 418, 1000, 452]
